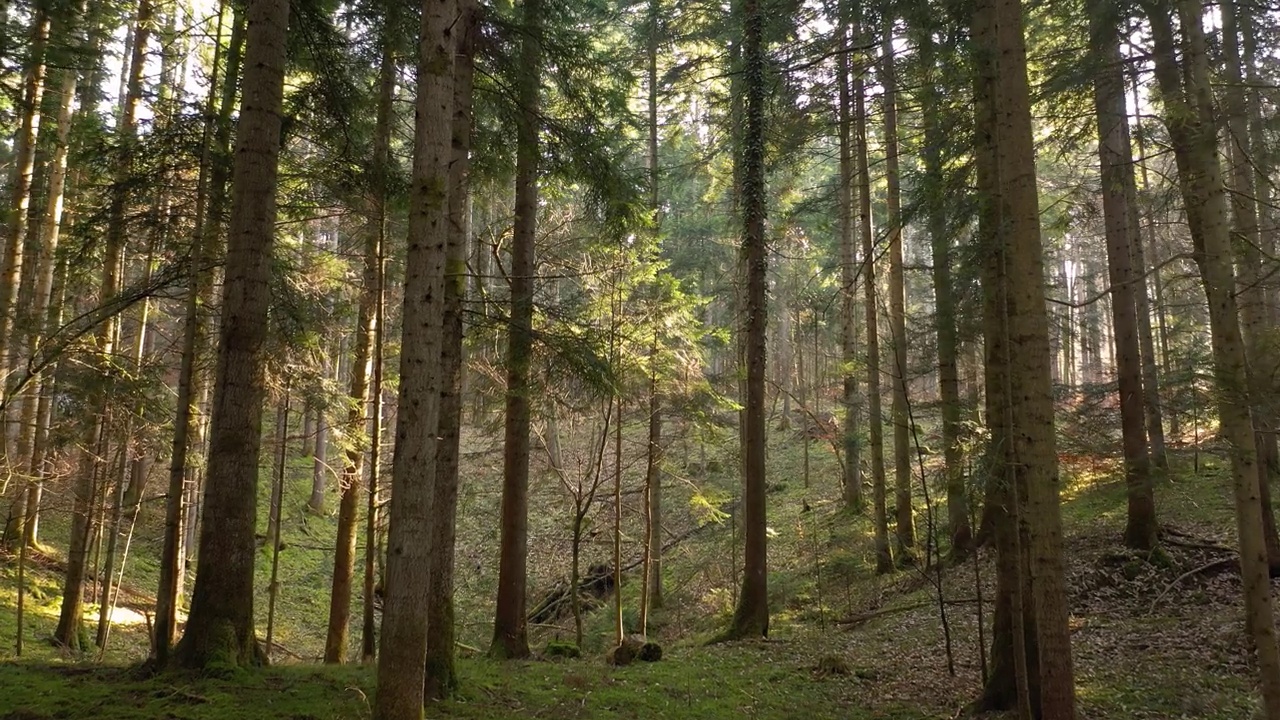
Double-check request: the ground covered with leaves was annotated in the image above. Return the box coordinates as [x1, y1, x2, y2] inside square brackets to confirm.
[0, 423, 1269, 718]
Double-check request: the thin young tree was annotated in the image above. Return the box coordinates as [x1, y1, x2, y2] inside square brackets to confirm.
[490, 0, 542, 661]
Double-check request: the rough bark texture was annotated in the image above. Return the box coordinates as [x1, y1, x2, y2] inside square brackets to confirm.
[1144, 2, 1280, 714]
[837, 2, 862, 512]
[881, 21, 913, 561]
[1091, 7, 1157, 551]
[323, 3, 397, 667]
[156, 2, 244, 666]
[1220, 0, 1280, 573]
[724, 0, 769, 640]
[373, 0, 456, 714]
[0, 4, 49, 404]
[423, 0, 476, 698]
[172, 0, 289, 670]
[55, 0, 152, 651]
[992, 0, 1077, 714]
[490, 0, 540, 661]
[917, 26, 968, 559]
[854, 16, 891, 572]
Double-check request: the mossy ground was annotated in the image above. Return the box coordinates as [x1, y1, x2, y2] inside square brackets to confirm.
[0, 411, 1266, 718]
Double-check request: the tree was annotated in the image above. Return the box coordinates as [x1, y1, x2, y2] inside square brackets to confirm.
[323, 0, 399, 666]
[155, 0, 245, 665]
[882, 13, 913, 563]
[991, 0, 1076, 713]
[856, 8, 891, 573]
[1090, 1, 1156, 551]
[424, 0, 478, 698]
[172, 0, 291, 669]
[1143, 0, 1280, 713]
[914, 21, 969, 558]
[836, 0, 862, 513]
[55, 0, 153, 652]
[490, 0, 542, 661]
[373, 0, 457, 712]
[722, 0, 769, 640]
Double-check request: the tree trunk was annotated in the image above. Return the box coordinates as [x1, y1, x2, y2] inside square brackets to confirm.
[1220, 0, 1280, 573]
[172, 0, 290, 670]
[424, 0, 476, 697]
[1144, 2, 1280, 713]
[490, 0, 541, 661]
[1091, 6, 1157, 551]
[881, 17, 913, 562]
[916, 28, 968, 560]
[837, 0, 862, 512]
[372, 0, 456, 713]
[643, 0, 665, 615]
[855, 9, 891, 572]
[722, 0, 769, 640]
[324, 3, 396, 667]
[54, 0, 152, 651]
[155, 0, 244, 666]
[0, 4, 49, 411]
[992, 0, 1077, 713]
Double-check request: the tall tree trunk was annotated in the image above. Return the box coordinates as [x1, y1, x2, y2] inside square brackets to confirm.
[424, 0, 476, 698]
[1220, 0, 1280, 573]
[916, 28, 969, 559]
[0, 4, 50, 415]
[54, 0, 152, 651]
[1091, 5, 1157, 551]
[11, 8, 82, 549]
[155, 0, 243, 666]
[372, 0, 455, 713]
[722, 0, 769, 641]
[855, 10, 891, 572]
[324, 3, 397, 666]
[837, 0, 862, 512]
[172, 0, 290, 670]
[992, 0, 1077, 714]
[881, 16, 913, 561]
[490, 0, 541, 661]
[643, 0, 665, 615]
[1144, 2, 1280, 713]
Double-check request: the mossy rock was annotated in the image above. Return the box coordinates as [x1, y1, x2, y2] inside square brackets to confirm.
[545, 641, 581, 659]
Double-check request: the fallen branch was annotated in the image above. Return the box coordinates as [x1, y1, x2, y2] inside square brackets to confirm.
[1150, 557, 1236, 612]
[836, 598, 979, 629]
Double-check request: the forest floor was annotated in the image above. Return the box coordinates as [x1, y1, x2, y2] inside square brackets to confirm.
[0, 412, 1268, 719]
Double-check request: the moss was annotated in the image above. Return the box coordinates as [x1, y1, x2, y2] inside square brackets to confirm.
[543, 641, 581, 659]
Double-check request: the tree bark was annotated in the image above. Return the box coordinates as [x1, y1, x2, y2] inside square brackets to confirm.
[1220, 0, 1280, 573]
[855, 8, 891, 572]
[881, 17, 913, 561]
[992, 0, 1077, 714]
[837, 0, 863, 512]
[916, 28, 969, 560]
[490, 0, 541, 661]
[155, 0, 244, 666]
[324, 2, 397, 667]
[424, 0, 476, 698]
[373, 0, 456, 713]
[1144, 2, 1280, 714]
[1091, 6, 1157, 551]
[172, 0, 290, 670]
[722, 0, 769, 641]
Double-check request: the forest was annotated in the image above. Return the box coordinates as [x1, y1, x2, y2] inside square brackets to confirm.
[0, 0, 1279, 717]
